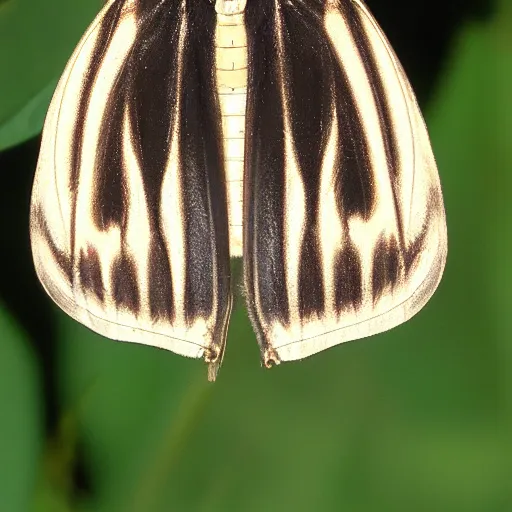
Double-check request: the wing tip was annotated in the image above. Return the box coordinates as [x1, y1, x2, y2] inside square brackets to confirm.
[207, 361, 220, 382]
[262, 345, 281, 369]
[205, 342, 227, 382]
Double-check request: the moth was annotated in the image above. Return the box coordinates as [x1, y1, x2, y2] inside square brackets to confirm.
[30, 0, 447, 381]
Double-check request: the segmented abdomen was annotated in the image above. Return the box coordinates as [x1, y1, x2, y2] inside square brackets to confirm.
[215, 11, 248, 257]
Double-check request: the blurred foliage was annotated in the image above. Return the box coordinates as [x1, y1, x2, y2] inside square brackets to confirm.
[0, 0, 103, 133]
[0, 0, 509, 511]
[0, 302, 41, 512]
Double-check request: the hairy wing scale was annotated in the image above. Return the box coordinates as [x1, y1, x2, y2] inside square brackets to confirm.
[30, 0, 447, 377]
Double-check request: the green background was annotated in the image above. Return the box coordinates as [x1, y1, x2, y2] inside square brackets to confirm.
[0, 0, 508, 510]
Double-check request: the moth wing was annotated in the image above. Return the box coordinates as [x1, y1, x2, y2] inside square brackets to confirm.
[243, 0, 447, 364]
[30, 0, 232, 375]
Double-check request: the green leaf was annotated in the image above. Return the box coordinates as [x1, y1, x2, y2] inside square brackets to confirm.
[0, 302, 42, 512]
[0, 79, 56, 151]
[0, 0, 103, 148]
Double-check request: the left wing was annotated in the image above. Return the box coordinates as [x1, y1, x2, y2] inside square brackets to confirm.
[30, 0, 232, 379]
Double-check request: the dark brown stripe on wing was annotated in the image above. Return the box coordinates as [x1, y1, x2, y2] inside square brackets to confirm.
[90, 1, 182, 233]
[404, 229, 427, 275]
[109, 1, 184, 320]
[148, 237, 175, 322]
[135, 0, 165, 18]
[78, 246, 104, 302]
[327, 2, 376, 221]
[245, 0, 290, 327]
[111, 253, 140, 313]
[345, 1, 400, 179]
[69, 1, 125, 258]
[31, 206, 73, 283]
[372, 234, 400, 302]
[126, 1, 183, 231]
[334, 239, 363, 312]
[180, 1, 231, 324]
[345, 1, 406, 253]
[331, 70, 375, 222]
[277, 0, 329, 318]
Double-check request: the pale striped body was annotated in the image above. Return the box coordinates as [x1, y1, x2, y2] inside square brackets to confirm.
[30, 0, 447, 380]
[215, 2, 248, 257]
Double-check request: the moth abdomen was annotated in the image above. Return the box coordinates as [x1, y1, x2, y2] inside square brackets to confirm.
[215, 0, 249, 258]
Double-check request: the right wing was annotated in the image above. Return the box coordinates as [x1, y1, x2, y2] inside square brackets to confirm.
[243, 0, 447, 365]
